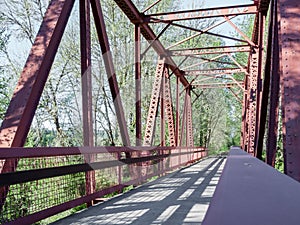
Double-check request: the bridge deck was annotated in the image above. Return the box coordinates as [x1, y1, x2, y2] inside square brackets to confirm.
[52, 156, 226, 225]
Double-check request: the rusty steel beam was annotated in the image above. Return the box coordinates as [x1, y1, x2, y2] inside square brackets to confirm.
[90, 0, 130, 146]
[146, 4, 257, 22]
[241, 74, 249, 150]
[164, 67, 176, 147]
[176, 76, 180, 145]
[135, 24, 142, 146]
[80, 0, 93, 147]
[113, 0, 189, 88]
[0, 146, 206, 158]
[0, 0, 75, 211]
[185, 68, 246, 76]
[266, 0, 279, 167]
[246, 49, 259, 155]
[179, 91, 188, 146]
[186, 88, 194, 147]
[160, 72, 165, 146]
[80, 0, 95, 206]
[192, 82, 243, 89]
[168, 45, 251, 56]
[278, 0, 300, 181]
[143, 60, 164, 146]
[252, 12, 264, 158]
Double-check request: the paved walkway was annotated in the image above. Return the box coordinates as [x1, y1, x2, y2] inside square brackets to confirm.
[52, 156, 226, 225]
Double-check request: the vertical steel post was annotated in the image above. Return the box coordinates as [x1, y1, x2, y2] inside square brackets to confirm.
[176, 76, 180, 146]
[241, 74, 249, 151]
[278, 0, 300, 180]
[135, 24, 142, 146]
[161, 67, 166, 146]
[143, 60, 164, 146]
[80, 0, 95, 205]
[90, 0, 131, 146]
[266, 0, 280, 166]
[255, 12, 265, 159]
[180, 90, 188, 147]
[164, 66, 176, 147]
[186, 87, 194, 147]
[247, 47, 259, 155]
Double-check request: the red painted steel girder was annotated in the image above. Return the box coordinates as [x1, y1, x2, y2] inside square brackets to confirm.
[0, 146, 206, 158]
[80, 0, 94, 147]
[265, 0, 279, 166]
[143, 60, 165, 146]
[168, 45, 251, 56]
[185, 68, 246, 76]
[145, 4, 257, 22]
[113, 0, 189, 88]
[278, 0, 300, 181]
[192, 82, 243, 89]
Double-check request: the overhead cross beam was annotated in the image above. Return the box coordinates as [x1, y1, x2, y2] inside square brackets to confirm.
[145, 4, 257, 22]
[168, 45, 251, 56]
[185, 68, 246, 76]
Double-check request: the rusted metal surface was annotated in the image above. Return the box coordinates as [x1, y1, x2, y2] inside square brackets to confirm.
[80, 0, 95, 204]
[278, 0, 300, 180]
[135, 24, 142, 146]
[185, 68, 245, 76]
[251, 12, 265, 158]
[257, 0, 279, 162]
[186, 88, 194, 147]
[168, 45, 251, 56]
[80, 0, 93, 148]
[241, 66, 249, 151]
[176, 76, 180, 145]
[203, 147, 300, 225]
[163, 67, 176, 147]
[246, 47, 259, 155]
[146, 4, 257, 22]
[91, 0, 131, 146]
[143, 60, 164, 146]
[266, 0, 279, 166]
[192, 82, 244, 89]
